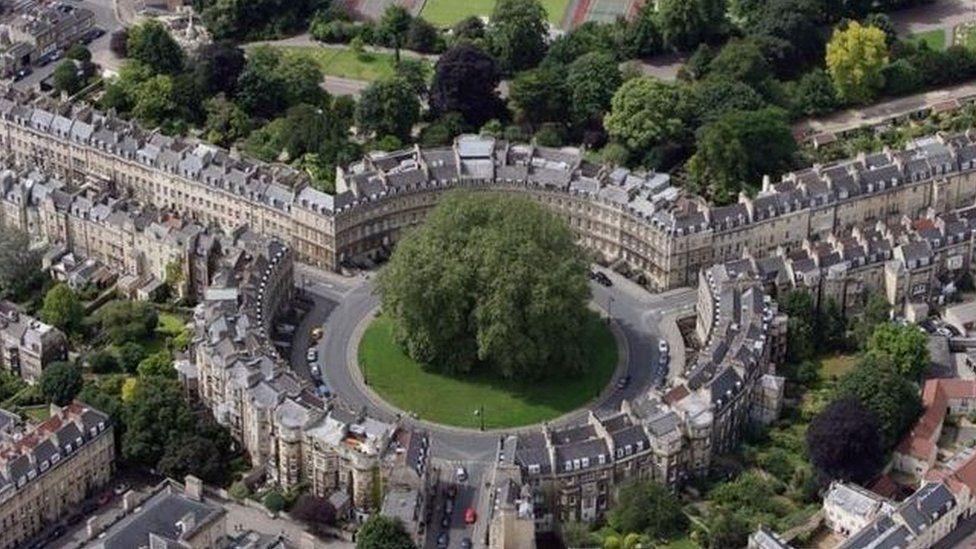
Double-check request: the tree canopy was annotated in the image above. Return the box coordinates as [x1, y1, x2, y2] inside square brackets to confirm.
[866, 322, 930, 380]
[430, 44, 504, 128]
[488, 0, 548, 73]
[835, 354, 922, 446]
[604, 77, 686, 153]
[39, 361, 83, 406]
[806, 397, 884, 483]
[356, 515, 416, 549]
[356, 77, 421, 141]
[826, 21, 889, 104]
[376, 192, 592, 380]
[40, 284, 84, 335]
[607, 481, 687, 540]
[657, 0, 727, 51]
[127, 20, 184, 75]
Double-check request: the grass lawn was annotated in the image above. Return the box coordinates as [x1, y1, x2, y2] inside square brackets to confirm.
[140, 310, 188, 355]
[421, 0, 570, 27]
[276, 46, 401, 82]
[21, 405, 50, 423]
[908, 29, 947, 51]
[359, 314, 617, 429]
[959, 25, 976, 51]
[820, 353, 858, 379]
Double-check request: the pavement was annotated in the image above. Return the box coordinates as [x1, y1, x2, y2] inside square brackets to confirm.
[890, 0, 976, 35]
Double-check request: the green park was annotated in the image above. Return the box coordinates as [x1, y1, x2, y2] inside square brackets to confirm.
[358, 313, 617, 429]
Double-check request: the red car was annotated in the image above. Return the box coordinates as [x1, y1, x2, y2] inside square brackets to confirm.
[464, 507, 477, 525]
[97, 491, 113, 506]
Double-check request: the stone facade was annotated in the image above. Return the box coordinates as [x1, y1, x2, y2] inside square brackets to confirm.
[0, 301, 67, 383]
[0, 92, 974, 314]
[190, 230, 396, 512]
[512, 261, 788, 524]
[0, 403, 114, 549]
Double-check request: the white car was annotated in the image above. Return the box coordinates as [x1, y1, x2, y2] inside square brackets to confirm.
[306, 348, 318, 362]
[456, 466, 468, 482]
[658, 340, 669, 354]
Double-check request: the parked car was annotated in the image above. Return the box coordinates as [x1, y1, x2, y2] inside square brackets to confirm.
[444, 485, 457, 499]
[444, 498, 454, 515]
[616, 376, 630, 390]
[461, 539, 473, 549]
[658, 340, 669, 354]
[306, 348, 318, 362]
[464, 507, 477, 524]
[437, 532, 449, 548]
[309, 363, 321, 378]
[310, 327, 324, 341]
[456, 466, 468, 482]
[316, 383, 331, 398]
[594, 272, 612, 287]
[113, 482, 129, 495]
[13, 67, 31, 81]
[441, 514, 451, 528]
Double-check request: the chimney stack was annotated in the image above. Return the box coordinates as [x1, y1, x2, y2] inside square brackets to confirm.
[184, 475, 203, 501]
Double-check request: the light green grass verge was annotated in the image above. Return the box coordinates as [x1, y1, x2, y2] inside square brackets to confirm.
[909, 29, 947, 51]
[277, 45, 400, 82]
[421, 0, 571, 27]
[359, 314, 617, 429]
[820, 353, 858, 379]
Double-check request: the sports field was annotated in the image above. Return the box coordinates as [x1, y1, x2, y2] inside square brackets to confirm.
[358, 314, 617, 429]
[420, 0, 571, 27]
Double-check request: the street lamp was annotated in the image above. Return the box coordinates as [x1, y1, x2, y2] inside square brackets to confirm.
[474, 405, 484, 431]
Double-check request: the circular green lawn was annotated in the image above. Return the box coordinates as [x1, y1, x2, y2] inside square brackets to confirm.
[358, 314, 618, 430]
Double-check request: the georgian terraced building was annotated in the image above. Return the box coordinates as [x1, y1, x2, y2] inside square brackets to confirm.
[511, 261, 789, 525]
[0, 91, 975, 314]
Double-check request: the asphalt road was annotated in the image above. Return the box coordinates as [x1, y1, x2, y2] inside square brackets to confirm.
[289, 263, 696, 547]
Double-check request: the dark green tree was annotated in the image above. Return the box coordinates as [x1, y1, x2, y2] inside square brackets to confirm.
[38, 361, 83, 406]
[87, 349, 119, 374]
[706, 38, 771, 87]
[117, 342, 147, 374]
[193, 41, 246, 96]
[66, 44, 92, 63]
[52, 59, 84, 95]
[430, 44, 503, 127]
[126, 20, 184, 74]
[807, 396, 884, 482]
[263, 490, 287, 513]
[121, 376, 196, 467]
[95, 300, 159, 345]
[380, 5, 412, 64]
[376, 192, 592, 379]
[788, 68, 838, 117]
[407, 18, 440, 54]
[852, 293, 890, 348]
[0, 227, 42, 293]
[836, 354, 922, 446]
[657, 0, 727, 51]
[356, 78, 421, 141]
[509, 66, 568, 128]
[356, 515, 416, 549]
[622, 3, 661, 58]
[157, 425, 234, 485]
[682, 78, 766, 127]
[488, 0, 548, 72]
[566, 52, 622, 131]
[687, 107, 796, 205]
[607, 481, 686, 539]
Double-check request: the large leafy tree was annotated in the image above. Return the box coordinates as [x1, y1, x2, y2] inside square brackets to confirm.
[806, 397, 884, 483]
[430, 44, 503, 128]
[687, 107, 796, 205]
[192, 41, 246, 96]
[835, 354, 922, 446]
[53, 61, 82, 95]
[852, 293, 890, 348]
[0, 227, 42, 292]
[121, 376, 195, 466]
[126, 20, 184, 75]
[866, 322, 930, 380]
[508, 66, 568, 128]
[604, 77, 686, 153]
[657, 0, 727, 51]
[566, 52, 622, 131]
[826, 21, 888, 104]
[40, 284, 84, 335]
[94, 300, 159, 345]
[488, 0, 548, 73]
[380, 5, 413, 64]
[607, 481, 686, 539]
[376, 192, 591, 380]
[356, 515, 416, 549]
[682, 78, 766, 127]
[157, 425, 234, 485]
[356, 78, 421, 141]
[39, 362, 83, 406]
